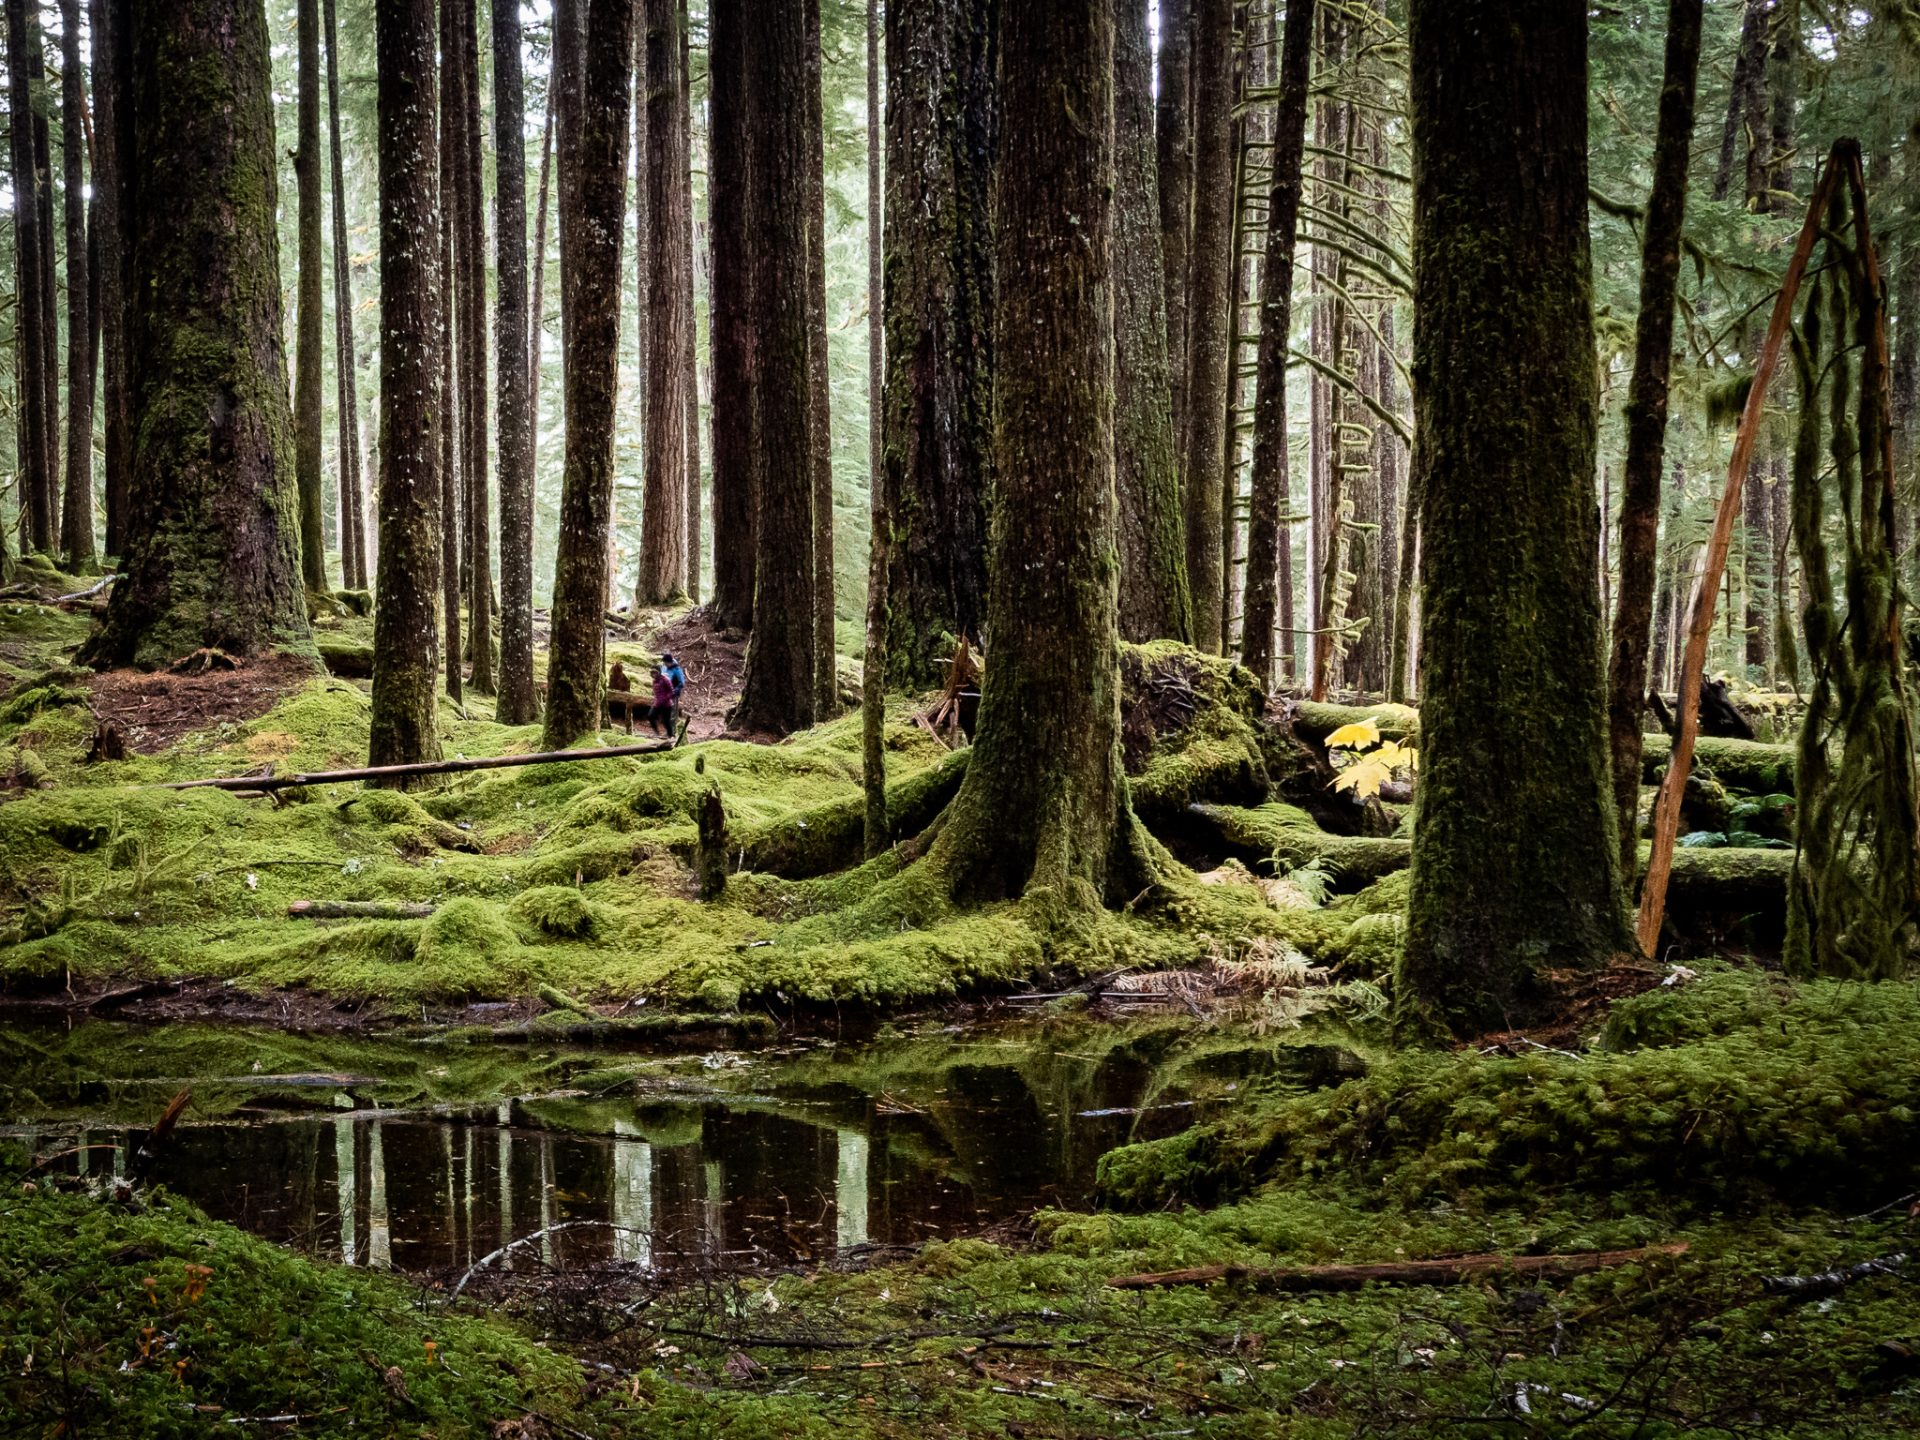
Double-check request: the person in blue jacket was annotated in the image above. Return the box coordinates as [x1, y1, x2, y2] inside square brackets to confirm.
[661, 652, 687, 705]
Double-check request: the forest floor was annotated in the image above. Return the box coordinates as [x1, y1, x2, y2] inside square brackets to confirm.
[1, 568, 1913, 1436]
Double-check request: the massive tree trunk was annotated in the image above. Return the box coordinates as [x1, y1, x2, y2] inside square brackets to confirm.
[861, 0, 887, 856]
[637, 0, 689, 605]
[295, 0, 328, 592]
[1239, 0, 1314, 690]
[7, 0, 52, 556]
[57, 0, 94, 571]
[1112, 0, 1189, 645]
[1606, 0, 1703, 881]
[324, 0, 366, 592]
[455, 0, 492, 693]
[707, 0, 756, 631]
[87, 0, 313, 668]
[925, 0, 1145, 907]
[681, 8, 702, 601]
[31, 19, 58, 548]
[90, 0, 130, 562]
[733, 0, 817, 736]
[438, 0, 463, 700]
[805, 0, 835, 711]
[1157, 0, 1193, 452]
[1400, 0, 1628, 1033]
[878, 0, 995, 686]
[367, 0, 443, 768]
[1181, 0, 1233, 654]
[493, 0, 537, 724]
[543, 0, 637, 747]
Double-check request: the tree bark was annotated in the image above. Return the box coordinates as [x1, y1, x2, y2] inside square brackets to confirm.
[1112, 0, 1190, 645]
[438, 0, 463, 701]
[681, 4, 702, 602]
[1157, 0, 1193, 453]
[923, 0, 1145, 908]
[1239, 0, 1313, 690]
[637, 0, 689, 605]
[294, 0, 328, 591]
[707, 0, 756, 631]
[878, 0, 995, 686]
[57, 0, 94, 571]
[1607, 0, 1703, 882]
[1713, 0, 1767, 203]
[805, 0, 835, 712]
[87, 0, 314, 668]
[31, 16, 58, 548]
[367, 0, 442, 769]
[89, 0, 130, 563]
[543, 0, 637, 748]
[324, 0, 366, 592]
[1181, 0, 1233, 654]
[7, 0, 52, 557]
[529, 104, 553, 481]
[861, 0, 887, 858]
[494, 0, 537, 724]
[733, 0, 817, 736]
[1401, 0, 1629, 1034]
[456, 0, 492, 692]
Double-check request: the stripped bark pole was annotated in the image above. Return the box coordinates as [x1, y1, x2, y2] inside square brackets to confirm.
[1636, 151, 1843, 956]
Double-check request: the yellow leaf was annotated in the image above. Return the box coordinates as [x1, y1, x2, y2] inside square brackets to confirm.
[1331, 758, 1390, 798]
[1324, 719, 1381, 750]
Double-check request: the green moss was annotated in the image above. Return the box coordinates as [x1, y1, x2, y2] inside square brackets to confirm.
[509, 884, 603, 939]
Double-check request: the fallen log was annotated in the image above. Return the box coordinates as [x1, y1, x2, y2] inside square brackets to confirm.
[1108, 1242, 1688, 1292]
[288, 899, 435, 921]
[1640, 732, 1795, 794]
[156, 739, 678, 793]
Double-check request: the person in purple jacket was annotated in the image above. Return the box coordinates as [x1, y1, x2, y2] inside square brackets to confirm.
[646, 665, 676, 737]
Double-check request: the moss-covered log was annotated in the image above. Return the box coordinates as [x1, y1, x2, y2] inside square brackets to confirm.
[734, 747, 970, 878]
[1290, 700, 1419, 745]
[1641, 732, 1795, 793]
[88, 0, 315, 669]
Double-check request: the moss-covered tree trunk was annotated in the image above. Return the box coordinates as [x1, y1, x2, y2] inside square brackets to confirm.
[87, 0, 314, 669]
[437, 0, 463, 701]
[925, 0, 1144, 909]
[733, 0, 817, 736]
[680, 8, 702, 602]
[7, 0, 53, 558]
[1112, 0, 1189, 646]
[1156, 0, 1193, 454]
[877, 0, 995, 687]
[57, 0, 94, 571]
[1400, 0, 1628, 1034]
[455, 0, 492, 693]
[294, 0, 328, 593]
[637, 0, 689, 606]
[325, 0, 366, 592]
[805, 0, 835, 713]
[1181, 0, 1233, 654]
[31, 23, 59, 553]
[493, 0, 537, 724]
[366, 0, 443, 769]
[707, 0, 755, 632]
[1238, 0, 1313, 691]
[90, 0, 130, 563]
[1606, 0, 1702, 881]
[861, 0, 887, 857]
[543, 0, 636, 748]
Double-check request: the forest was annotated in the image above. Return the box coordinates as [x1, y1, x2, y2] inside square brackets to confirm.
[2, 0, 1919, 1434]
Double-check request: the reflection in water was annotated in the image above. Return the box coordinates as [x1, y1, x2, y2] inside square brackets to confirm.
[335, 1115, 356, 1265]
[612, 1120, 653, 1266]
[367, 1120, 391, 1269]
[837, 1130, 868, 1251]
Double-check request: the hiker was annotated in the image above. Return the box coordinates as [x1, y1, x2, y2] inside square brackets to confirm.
[647, 665, 676, 737]
[661, 651, 687, 705]
[607, 661, 635, 733]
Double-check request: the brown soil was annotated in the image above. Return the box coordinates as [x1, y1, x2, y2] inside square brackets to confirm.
[86, 654, 321, 755]
[639, 605, 748, 742]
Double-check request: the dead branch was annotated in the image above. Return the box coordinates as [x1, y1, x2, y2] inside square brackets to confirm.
[155, 738, 679, 793]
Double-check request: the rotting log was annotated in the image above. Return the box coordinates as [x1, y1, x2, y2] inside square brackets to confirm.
[1640, 732, 1794, 793]
[1107, 1243, 1688, 1292]
[287, 899, 435, 920]
[156, 739, 679, 793]
[1289, 700, 1420, 745]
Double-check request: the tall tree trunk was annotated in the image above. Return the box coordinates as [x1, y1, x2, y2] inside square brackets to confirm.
[1606, 0, 1703, 882]
[87, 0, 313, 667]
[529, 103, 553, 481]
[637, 0, 689, 605]
[367, 0, 443, 769]
[494, 0, 537, 724]
[90, 0, 129, 562]
[8, 0, 51, 556]
[32, 19, 58, 545]
[681, 4, 702, 602]
[878, 0, 995, 686]
[1157, 0, 1193, 453]
[733, 0, 816, 736]
[925, 0, 1147, 906]
[1182, 0, 1233, 654]
[543, 0, 637, 748]
[438, 0, 462, 700]
[456, 0, 492, 692]
[805, 0, 835, 712]
[707, 0, 755, 631]
[861, 0, 887, 856]
[1401, 0, 1629, 1034]
[324, 0, 365, 591]
[57, 0, 93, 570]
[1713, 0, 1767, 203]
[1112, 0, 1189, 645]
[1239, 0, 1313, 690]
[295, 0, 328, 591]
